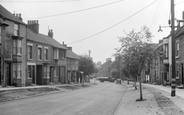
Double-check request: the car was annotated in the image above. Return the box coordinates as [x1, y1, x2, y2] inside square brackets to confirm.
[116, 79, 122, 84]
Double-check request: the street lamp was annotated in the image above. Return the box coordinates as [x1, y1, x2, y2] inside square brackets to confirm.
[158, 0, 176, 96]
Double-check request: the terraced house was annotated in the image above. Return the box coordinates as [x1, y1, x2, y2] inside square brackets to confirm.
[0, 5, 27, 87]
[26, 20, 67, 86]
[0, 5, 81, 87]
[65, 46, 79, 83]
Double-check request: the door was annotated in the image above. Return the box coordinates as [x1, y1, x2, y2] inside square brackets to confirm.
[36, 65, 42, 85]
[32, 66, 35, 84]
[6, 63, 11, 86]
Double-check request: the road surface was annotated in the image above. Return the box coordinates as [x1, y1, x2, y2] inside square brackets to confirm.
[0, 82, 127, 115]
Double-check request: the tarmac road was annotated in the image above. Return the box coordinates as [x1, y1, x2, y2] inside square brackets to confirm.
[0, 82, 127, 115]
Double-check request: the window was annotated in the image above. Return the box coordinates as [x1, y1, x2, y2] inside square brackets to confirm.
[44, 66, 50, 78]
[176, 70, 179, 79]
[13, 63, 22, 78]
[14, 23, 19, 36]
[44, 47, 48, 61]
[13, 39, 22, 55]
[59, 49, 65, 60]
[165, 44, 168, 58]
[176, 42, 179, 57]
[28, 65, 32, 78]
[27, 45, 33, 60]
[54, 49, 59, 59]
[0, 26, 2, 44]
[38, 47, 42, 60]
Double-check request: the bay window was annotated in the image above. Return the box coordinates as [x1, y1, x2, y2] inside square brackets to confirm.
[13, 39, 22, 55]
[13, 63, 22, 78]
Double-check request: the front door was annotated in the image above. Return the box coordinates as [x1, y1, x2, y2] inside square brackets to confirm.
[6, 63, 11, 86]
[36, 65, 42, 85]
[32, 66, 35, 84]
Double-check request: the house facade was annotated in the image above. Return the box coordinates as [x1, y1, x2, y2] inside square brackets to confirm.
[0, 5, 27, 87]
[149, 42, 164, 84]
[101, 58, 112, 77]
[66, 46, 79, 83]
[26, 20, 67, 86]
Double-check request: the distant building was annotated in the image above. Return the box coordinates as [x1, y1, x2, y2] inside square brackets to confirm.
[101, 58, 112, 77]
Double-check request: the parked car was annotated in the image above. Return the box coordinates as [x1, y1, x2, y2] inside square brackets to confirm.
[116, 79, 122, 84]
[98, 77, 109, 82]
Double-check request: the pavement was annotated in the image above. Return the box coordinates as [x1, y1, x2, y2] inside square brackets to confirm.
[115, 82, 184, 115]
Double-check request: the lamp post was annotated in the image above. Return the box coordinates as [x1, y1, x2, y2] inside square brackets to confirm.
[158, 0, 175, 96]
[170, 0, 176, 97]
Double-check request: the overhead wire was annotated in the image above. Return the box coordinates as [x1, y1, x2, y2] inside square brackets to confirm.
[67, 0, 158, 45]
[150, 0, 161, 31]
[0, 0, 80, 3]
[150, 0, 164, 32]
[24, 0, 126, 19]
[175, 1, 184, 5]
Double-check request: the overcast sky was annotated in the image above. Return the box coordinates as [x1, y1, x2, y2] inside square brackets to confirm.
[1, 0, 184, 63]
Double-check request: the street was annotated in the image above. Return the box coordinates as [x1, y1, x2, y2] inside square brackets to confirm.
[0, 82, 126, 115]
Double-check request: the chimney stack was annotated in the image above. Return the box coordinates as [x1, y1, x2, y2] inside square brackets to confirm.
[67, 47, 72, 51]
[48, 29, 53, 38]
[63, 41, 67, 47]
[159, 39, 163, 44]
[27, 20, 39, 33]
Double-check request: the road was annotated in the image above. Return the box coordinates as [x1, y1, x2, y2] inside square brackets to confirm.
[0, 82, 127, 115]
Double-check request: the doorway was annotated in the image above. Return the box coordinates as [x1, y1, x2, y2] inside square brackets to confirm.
[6, 63, 11, 86]
[36, 65, 42, 85]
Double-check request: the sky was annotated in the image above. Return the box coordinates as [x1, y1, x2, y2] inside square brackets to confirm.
[1, 0, 184, 63]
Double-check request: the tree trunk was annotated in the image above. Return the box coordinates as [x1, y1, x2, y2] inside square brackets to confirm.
[139, 74, 143, 100]
[134, 77, 137, 89]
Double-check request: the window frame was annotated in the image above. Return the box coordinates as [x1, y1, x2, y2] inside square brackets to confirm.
[44, 47, 49, 61]
[37, 46, 42, 61]
[176, 42, 179, 58]
[27, 43, 33, 60]
[14, 23, 19, 36]
[13, 63, 22, 78]
[13, 39, 22, 55]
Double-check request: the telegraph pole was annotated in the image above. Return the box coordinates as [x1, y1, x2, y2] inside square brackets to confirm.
[171, 0, 176, 97]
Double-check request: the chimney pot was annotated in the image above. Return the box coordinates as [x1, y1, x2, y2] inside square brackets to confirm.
[27, 20, 39, 33]
[19, 13, 21, 18]
[16, 14, 18, 17]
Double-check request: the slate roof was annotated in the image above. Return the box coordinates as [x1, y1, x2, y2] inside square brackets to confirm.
[27, 29, 67, 49]
[39, 34, 67, 49]
[0, 5, 25, 25]
[67, 50, 79, 59]
[175, 26, 184, 38]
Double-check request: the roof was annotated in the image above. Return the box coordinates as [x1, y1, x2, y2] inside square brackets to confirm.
[110, 59, 119, 67]
[39, 34, 67, 49]
[175, 26, 184, 38]
[0, 5, 25, 25]
[27, 29, 67, 49]
[67, 50, 79, 59]
[27, 29, 48, 44]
